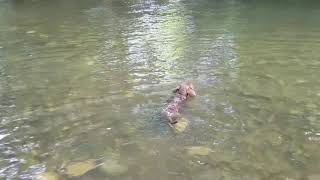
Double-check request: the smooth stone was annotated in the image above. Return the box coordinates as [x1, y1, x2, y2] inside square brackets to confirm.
[187, 146, 212, 156]
[100, 159, 128, 176]
[173, 118, 189, 132]
[36, 172, 59, 180]
[64, 159, 98, 177]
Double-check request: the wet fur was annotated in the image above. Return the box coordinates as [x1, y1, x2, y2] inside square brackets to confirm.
[162, 82, 196, 124]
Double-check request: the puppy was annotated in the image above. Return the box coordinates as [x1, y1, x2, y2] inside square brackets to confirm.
[162, 82, 196, 124]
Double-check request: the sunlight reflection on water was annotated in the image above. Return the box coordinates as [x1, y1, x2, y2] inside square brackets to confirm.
[0, 0, 320, 179]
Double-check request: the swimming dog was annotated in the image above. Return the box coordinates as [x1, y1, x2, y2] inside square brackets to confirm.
[162, 82, 196, 124]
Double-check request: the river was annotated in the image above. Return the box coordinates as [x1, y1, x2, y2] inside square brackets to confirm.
[0, 0, 320, 179]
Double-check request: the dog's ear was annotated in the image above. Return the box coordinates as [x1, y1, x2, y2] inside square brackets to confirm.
[173, 85, 180, 93]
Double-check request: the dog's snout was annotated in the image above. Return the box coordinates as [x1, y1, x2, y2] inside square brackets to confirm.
[188, 89, 196, 97]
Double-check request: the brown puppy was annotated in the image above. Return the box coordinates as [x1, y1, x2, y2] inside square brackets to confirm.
[162, 82, 196, 124]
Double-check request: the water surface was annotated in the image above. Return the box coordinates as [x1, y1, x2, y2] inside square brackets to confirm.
[0, 0, 320, 179]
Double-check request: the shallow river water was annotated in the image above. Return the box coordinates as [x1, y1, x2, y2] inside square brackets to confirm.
[0, 0, 320, 179]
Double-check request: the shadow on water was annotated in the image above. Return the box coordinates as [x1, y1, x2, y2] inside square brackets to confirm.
[0, 0, 320, 179]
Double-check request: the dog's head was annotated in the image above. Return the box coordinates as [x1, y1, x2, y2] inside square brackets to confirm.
[173, 82, 196, 97]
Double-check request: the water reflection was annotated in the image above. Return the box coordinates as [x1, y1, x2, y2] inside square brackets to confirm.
[0, 0, 320, 179]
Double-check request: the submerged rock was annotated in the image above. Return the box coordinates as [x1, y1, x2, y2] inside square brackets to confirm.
[64, 159, 99, 177]
[36, 171, 59, 180]
[187, 146, 212, 156]
[173, 118, 189, 132]
[242, 128, 283, 147]
[100, 159, 128, 176]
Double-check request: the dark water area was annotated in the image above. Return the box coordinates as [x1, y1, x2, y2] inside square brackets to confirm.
[0, 0, 320, 179]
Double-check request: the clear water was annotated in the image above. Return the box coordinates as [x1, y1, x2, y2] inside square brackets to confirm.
[0, 0, 320, 179]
